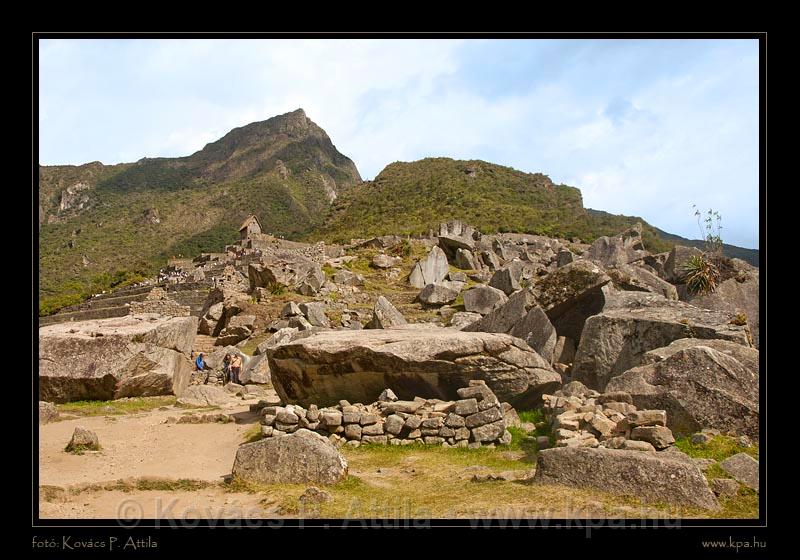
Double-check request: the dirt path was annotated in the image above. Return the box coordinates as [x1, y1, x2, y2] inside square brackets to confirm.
[39, 406, 258, 488]
[39, 488, 274, 520]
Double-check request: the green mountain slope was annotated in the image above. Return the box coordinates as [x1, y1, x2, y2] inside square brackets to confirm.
[311, 158, 673, 253]
[38, 116, 758, 316]
[38, 109, 361, 315]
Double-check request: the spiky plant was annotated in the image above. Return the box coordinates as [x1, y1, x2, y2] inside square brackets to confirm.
[684, 254, 720, 295]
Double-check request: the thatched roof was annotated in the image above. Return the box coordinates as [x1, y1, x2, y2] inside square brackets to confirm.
[238, 215, 261, 232]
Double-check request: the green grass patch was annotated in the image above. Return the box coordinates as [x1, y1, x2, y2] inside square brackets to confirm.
[64, 443, 101, 455]
[518, 409, 546, 424]
[716, 486, 759, 519]
[237, 333, 270, 356]
[68, 477, 215, 495]
[56, 396, 177, 416]
[242, 424, 264, 444]
[673, 435, 758, 462]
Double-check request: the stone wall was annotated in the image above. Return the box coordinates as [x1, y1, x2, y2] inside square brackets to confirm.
[129, 287, 191, 317]
[541, 381, 675, 452]
[251, 381, 515, 449]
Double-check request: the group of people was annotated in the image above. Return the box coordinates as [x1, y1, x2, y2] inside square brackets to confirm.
[193, 351, 243, 384]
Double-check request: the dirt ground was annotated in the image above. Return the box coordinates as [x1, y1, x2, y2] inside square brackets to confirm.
[39, 407, 254, 487]
[37, 402, 747, 521]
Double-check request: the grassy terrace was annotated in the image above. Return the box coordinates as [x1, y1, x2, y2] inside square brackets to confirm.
[232, 415, 757, 519]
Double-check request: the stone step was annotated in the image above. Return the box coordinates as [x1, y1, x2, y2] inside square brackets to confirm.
[192, 334, 218, 354]
[90, 284, 157, 301]
[59, 291, 150, 313]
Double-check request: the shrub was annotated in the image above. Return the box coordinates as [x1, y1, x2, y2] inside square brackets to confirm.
[730, 312, 748, 326]
[684, 254, 720, 295]
[267, 282, 285, 295]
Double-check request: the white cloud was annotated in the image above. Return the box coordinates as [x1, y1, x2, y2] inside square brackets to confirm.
[38, 39, 759, 248]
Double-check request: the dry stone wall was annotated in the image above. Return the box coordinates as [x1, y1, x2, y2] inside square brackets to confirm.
[252, 381, 515, 448]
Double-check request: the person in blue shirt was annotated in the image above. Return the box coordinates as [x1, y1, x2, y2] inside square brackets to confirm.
[195, 352, 205, 372]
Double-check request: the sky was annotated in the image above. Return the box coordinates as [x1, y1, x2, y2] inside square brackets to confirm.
[38, 38, 760, 249]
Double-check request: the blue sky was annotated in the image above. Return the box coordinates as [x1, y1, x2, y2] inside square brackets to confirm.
[39, 38, 760, 248]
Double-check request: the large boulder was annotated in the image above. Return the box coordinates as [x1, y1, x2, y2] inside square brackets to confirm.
[409, 246, 449, 288]
[255, 328, 314, 355]
[509, 306, 557, 364]
[66, 427, 100, 452]
[680, 267, 759, 349]
[454, 248, 481, 270]
[664, 245, 703, 283]
[371, 253, 401, 269]
[533, 447, 719, 510]
[215, 325, 252, 346]
[267, 327, 561, 408]
[239, 353, 272, 385]
[248, 253, 326, 295]
[489, 261, 523, 295]
[586, 223, 648, 267]
[530, 260, 611, 342]
[720, 453, 759, 491]
[365, 296, 407, 329]
[39, 315, 198, 403]
[605, 342, 759, 438]
[177, 385, 235, 407]
[607, 264, 678, 300]
[417, 281, 463, 306]
[449, 312, 482, 330]
[438, 234, 475, 257]
[572, 294, 751, 390]
[232, 429, 348, 485]
[463, 288, 533, 334]
[299, 302, 330, 328]
[462, 286, 508, 315]
[640, 338, 759, 373]
[39, 401, 59, 424]
[463, 289, 557, 364]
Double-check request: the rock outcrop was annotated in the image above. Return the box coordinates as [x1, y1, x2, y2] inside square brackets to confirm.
[571, 294, 751, 390]
[267, 327, 561, 408]
[248, 252, 326, 295]
[39, 315, 198, 402]
[532, 447, 719, 510]
[530, 260, 611, 342]
[605, 342, 759, 438]
[585, 223, 648, 268]
[409, 246, 449, 288]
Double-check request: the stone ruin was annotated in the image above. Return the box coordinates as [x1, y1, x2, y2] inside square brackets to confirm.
[129, 287, 190, 317]
[542, 381, 676, 452]
[251, 380, 516, 449]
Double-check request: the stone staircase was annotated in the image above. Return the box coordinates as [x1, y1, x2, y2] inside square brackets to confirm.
[192, 334, 218, 355]
[39, 279, 215, 323]
[38, 284, 162, 327]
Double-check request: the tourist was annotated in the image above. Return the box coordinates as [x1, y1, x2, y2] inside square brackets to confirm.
[222, 353, 232, 384]
[230, 354, 242, 384]
[195, 352, 205, 372]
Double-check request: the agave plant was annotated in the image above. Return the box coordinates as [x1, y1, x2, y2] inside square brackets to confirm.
[684, 254, 720, 295]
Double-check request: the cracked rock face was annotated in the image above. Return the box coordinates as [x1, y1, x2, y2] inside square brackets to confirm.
[571, 295, 751, 391]
[606, 342, 759, 438]
[267, 327, 561, 408]
[39, 314, 197, 402]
